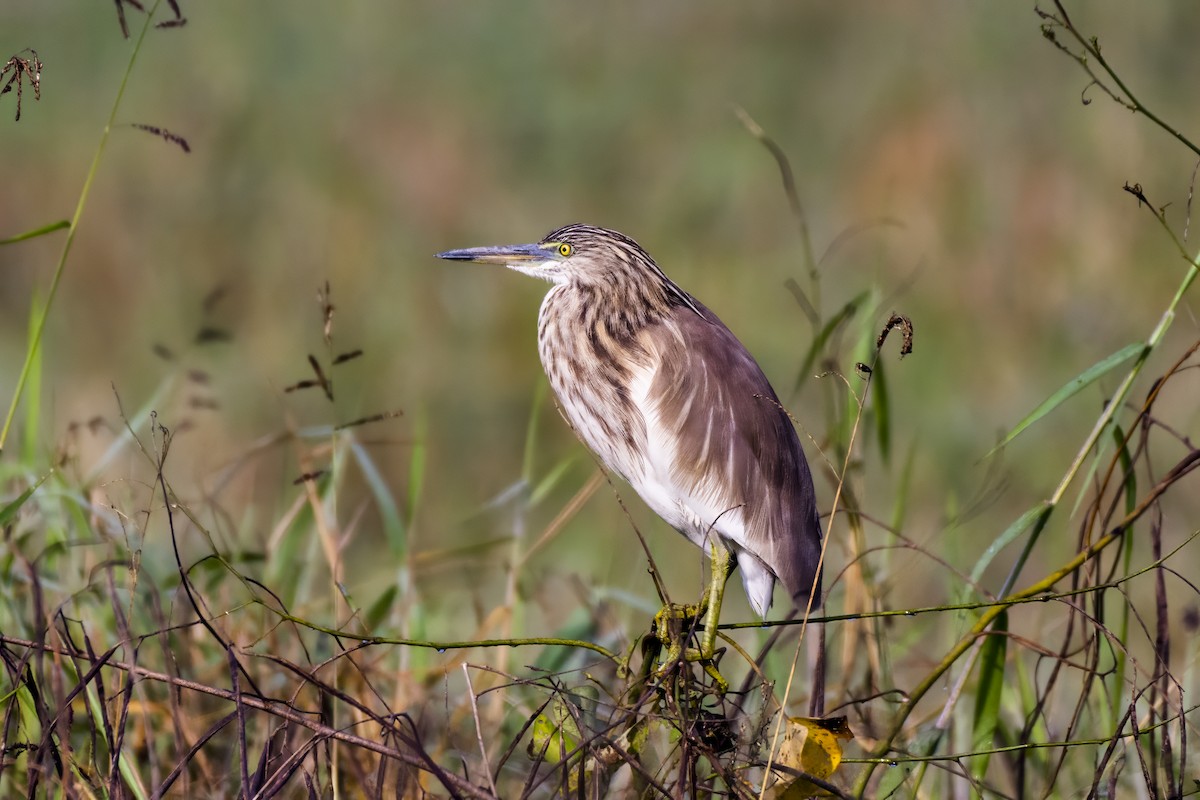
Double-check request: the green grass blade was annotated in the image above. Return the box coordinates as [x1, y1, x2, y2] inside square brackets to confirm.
[1105, 422, 1137, 735]
[350, 439, 406, 558]
[20, 291, 44, 465]
[889, 442, 917, 535]
[522, 380, 549, 484]
[0, 220, 69, 245]
[529, 456, 578, 507]
[983, 342, 1143, 460]
[0, 472, 51, 527]
[1111, 424, 1137, 515]
[872, 357, 892, 463]
[533, 606, 598, 673]
[407, 410, 427, 532]
[792, 290, 870, 395]
[969, 502, 1050, 588]
[364, 585, 399, 630]
[969, 609, 1008, 784]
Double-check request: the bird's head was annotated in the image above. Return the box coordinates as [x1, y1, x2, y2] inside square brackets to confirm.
[437, 224, 659, 287]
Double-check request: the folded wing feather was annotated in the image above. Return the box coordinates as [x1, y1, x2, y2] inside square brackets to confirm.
[640, 301, 823, 614]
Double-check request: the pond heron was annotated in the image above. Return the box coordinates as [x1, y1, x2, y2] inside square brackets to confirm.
[438, 224, 823, 670]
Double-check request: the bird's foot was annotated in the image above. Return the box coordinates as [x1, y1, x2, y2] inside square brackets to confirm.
[651, 602, 728, 694]
[653, 601, 704, 653]
[688, 656, 729, 695]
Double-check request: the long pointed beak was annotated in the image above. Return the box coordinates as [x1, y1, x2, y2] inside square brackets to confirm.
[436, 243, 547, 265]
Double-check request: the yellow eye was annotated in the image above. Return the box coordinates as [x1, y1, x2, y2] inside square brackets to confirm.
[557, 243, 572, 257]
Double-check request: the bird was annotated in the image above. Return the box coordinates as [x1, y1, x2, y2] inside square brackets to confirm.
[438, 224, 823, 667]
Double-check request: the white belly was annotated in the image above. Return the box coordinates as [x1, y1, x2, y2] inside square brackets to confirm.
[534, 285, 780, 616]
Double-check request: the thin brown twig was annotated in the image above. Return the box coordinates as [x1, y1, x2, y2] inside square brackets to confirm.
[0, 634, 496, 799]
[1041, 1, 1200, 159]
[462, 663, 500, 797]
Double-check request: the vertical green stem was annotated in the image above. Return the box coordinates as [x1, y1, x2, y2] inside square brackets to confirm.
[0, 0, 163, 453]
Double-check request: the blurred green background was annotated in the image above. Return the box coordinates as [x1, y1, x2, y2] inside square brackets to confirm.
[3, 3, 1198, 629]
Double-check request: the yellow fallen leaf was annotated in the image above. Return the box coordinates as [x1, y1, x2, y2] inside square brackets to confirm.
[527, 696, 582, 764]
[768, 715, 854, 798]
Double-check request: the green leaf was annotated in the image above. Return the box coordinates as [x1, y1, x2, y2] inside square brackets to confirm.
[527, 696, 582, 764]
[21, 291, 44, 464]
[529, 456, 578, 507]
[969, 610, 1008, 782]
[984, 343, 1143, 459]
[872, 357, 891, 463]
[0, 472, 51, 528]
[364, 585, 399, 630]
[350, 440, 406, 558]
[1111, 424, 1137, 515]
[0, 220, 70, 245]
[793, 290, 871, 394]
[406, 411, 427, 532]
[533, 607, 597, 673]
[522, 380, 549, 483]
[969, 503, 1051, 587]
[889, 442, 917, 535]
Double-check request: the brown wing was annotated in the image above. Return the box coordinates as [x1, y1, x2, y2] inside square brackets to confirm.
[646, 299, 823, 608]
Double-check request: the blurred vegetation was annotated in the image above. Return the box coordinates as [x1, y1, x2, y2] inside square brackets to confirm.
[1, 2, 1197, 797]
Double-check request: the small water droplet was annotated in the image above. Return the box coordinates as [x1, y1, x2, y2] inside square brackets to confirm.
[904, 611, 916, 617]
[889, 761, 898, 767]
[437, 648, 446, 654]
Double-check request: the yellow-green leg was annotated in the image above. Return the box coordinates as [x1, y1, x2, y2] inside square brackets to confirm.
[652, 541, 734, 692]
[698, 541, 733, 660]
